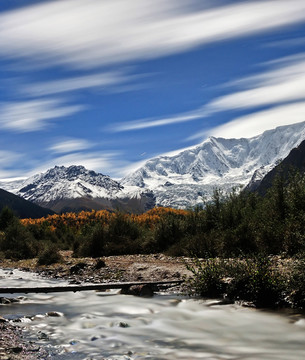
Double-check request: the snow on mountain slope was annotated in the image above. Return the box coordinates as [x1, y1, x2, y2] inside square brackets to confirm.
[0, 179, 26, 194]
[16, 165, 123, 203]
[121, 121, 305, 208]
[1, 165, 155, 213]
[1, 122, 305, 211]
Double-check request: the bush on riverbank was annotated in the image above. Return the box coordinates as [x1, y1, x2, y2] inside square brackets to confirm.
[37, 244, 63, 265]
[288, 257, 305, 309]
[226, 256, 286, 308]
[185, 257, 227, 298]
[185, 255, 292, 308]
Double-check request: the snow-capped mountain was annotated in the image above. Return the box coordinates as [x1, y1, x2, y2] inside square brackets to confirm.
[2, 122, 305, 212]
[17, 165, 122, 203]
[121, 121, 305, 208]
[4, 165, 155, 213]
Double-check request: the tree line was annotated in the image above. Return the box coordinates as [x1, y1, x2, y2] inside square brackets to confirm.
[0, 171, 305, 263]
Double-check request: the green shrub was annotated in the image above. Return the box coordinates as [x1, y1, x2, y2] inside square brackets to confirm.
[226, 255, 285, 308]
[289, 258, 305, 309]
[184, 232, 218, 258]
[154, 214, 184, 252]
[104, 212, 144, 255]
[0, 220, 38, 260]
[185, 257, 227, 298]
[0, 207, 16, 231]
[37, 244, 63, 265]
[76, 223, 105, 258]
[185, 255, 285, 308]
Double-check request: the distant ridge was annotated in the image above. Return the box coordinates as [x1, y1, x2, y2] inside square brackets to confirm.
[0, 188, 55, 218]
[2, 165, 155, 214]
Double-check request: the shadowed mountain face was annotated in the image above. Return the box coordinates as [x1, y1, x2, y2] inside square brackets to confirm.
[0, 188, 54, 218]
[248, 139, 305, 196]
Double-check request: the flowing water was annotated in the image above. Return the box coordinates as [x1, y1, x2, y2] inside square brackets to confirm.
[1, 269, 305, 359]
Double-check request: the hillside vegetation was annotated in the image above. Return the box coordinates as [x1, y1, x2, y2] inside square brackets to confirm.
[0, 171, 304, 259]
[1, 171, 305, 307]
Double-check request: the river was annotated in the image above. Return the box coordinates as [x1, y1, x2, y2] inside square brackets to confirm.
[1, 268, 305, 359]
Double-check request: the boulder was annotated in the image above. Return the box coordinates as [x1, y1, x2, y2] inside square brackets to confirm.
[121, 284, 154, 297]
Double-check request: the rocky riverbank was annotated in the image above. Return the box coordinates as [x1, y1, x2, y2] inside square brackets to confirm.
[0, 317, 48, 360]
[2, 252, 193, 285]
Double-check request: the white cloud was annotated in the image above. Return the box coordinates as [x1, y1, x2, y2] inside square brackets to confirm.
[23, 71, 132, 96]
[0, 150, 25, 179]
[111, 108, 209, 132]
[0, 99, 84, 132]
[265, 37, 305, 48]
[207, 54, 305, 112]
[0, 0, 304, 68]
[0, 150, 23, 166]
[197, 102, 305, 139]
[0, 171, 23, 180]
[111, 53, 305, 133]
[49, 138, 92, 154]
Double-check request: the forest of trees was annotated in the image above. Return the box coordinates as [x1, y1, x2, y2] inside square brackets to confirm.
[1, 172, 305, 307]
[0, 171, 305, 261]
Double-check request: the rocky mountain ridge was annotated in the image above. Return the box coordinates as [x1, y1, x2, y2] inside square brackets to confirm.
[1, 121, 305, 212]
[17, 165, 123, 203]
[0, 165, 155, 213]
[122, 121, 305, 207]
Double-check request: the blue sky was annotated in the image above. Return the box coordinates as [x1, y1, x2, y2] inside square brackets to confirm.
[0, 0, 305, 180]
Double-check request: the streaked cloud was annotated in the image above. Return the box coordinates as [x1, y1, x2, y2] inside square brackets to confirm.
[111, 108, 209, 132]
[23, 71, 132, 96]
[0, 150, 25, 179]
[111, 53, 305, 133]
[0, 0, 304, 68]
[207, 54, 305, 112]
[0, 99, 84, 132]
[265, 37, 305, 48]
[49, 138, 92, 154]
[0, 170, 23, 179]
[196, 102, 305, 140]
[0, 150, 23, 166]
[0, 0, 304, 181]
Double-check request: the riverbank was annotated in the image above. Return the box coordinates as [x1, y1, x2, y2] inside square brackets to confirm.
[1, 251, 193, 285]
[0, 319, 48, 360]
[0, 253, 192, 359]
[1, 253, 305, 359]
[1, 259, 305, 360]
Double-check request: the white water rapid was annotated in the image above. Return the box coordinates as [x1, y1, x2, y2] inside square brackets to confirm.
[1, 269, 305, 359]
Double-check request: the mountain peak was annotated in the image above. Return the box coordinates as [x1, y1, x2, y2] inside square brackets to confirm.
[45, 165, 96, 178]
[2, 122, 305, 211]
[122, 121, 305, 208]
[17, 165, 123, 204]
